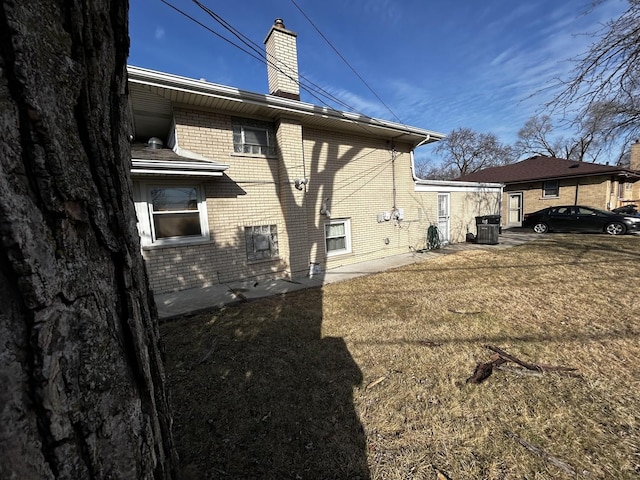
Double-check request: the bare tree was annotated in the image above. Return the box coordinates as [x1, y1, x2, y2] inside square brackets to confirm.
[515, 114, 604, 162]
[433, 127, 514, 178]
[0, 1, 176, 478]
[413, 156, 458, 180]
[552, 0, 640, 151]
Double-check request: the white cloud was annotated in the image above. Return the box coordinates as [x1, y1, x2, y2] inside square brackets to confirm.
[155, 27, 165, 40]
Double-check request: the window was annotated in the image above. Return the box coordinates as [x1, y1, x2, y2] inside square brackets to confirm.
[232, 118, 276, 156]
[543, 180, 559, 198]
[551, 206, 572, 215]
[245, 225, 279, 261]
[325, 219, 351, 256]
[134, 182, 209, 246]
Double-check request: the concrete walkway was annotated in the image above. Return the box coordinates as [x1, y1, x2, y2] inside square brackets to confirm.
[154, 228, 539, 320]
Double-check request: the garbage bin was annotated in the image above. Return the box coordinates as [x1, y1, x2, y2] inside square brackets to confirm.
[475, 215, 501, 245]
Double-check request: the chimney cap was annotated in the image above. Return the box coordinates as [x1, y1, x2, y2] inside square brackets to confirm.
[274, 18, 285, 29]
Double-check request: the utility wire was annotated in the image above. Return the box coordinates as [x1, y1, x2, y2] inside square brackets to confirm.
[158, 0, 397, 138]
[161, 0, 365, 117]
[290, 0, 406, 126]
[192, 0, 365, 115]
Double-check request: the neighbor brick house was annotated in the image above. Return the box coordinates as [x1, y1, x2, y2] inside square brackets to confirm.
[456, 151, 640, 228]
[128, 19, 502, 294]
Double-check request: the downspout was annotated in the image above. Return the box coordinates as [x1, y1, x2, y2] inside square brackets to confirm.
[410, 135, 431, 181]
[391, 146, 397, 210]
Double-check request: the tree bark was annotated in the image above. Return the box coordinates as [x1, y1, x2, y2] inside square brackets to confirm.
[0, 1, 176, 478]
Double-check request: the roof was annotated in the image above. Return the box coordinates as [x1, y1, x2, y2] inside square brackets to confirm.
[131, 143, 229, 176]
[128, 66, 445, 148]
[456, 156, 640, 184]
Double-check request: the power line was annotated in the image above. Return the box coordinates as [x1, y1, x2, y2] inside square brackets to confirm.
[161, 0, 365, 117]
[158, 0, 392, 138]
[290, 0, 406, 126]
[191, 0, 368, 115]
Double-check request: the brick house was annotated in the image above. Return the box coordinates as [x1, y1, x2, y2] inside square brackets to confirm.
[128, 19, 502, 294]
[457, 151, 640, 228]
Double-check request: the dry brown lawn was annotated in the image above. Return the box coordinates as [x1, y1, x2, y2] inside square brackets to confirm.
[161, 234, 640, 479]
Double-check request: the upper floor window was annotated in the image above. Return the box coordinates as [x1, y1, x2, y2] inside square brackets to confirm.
[543, 180, 559, 198]
[134, 182, 209, 247]
[232, 118, 276, 156]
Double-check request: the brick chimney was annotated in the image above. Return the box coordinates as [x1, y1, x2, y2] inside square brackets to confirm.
[631, 140, 640, 171]
[264, 19, 300, 100]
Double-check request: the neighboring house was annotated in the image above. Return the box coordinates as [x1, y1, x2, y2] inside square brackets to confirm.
[128, 19, 502, 294]
[456, 151, 640, 228]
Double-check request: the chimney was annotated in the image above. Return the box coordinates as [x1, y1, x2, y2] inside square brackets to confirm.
[264, 18, 300, 100]
[631, 140, 640, 171]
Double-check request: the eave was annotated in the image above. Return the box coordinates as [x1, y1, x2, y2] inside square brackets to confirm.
[127, 65, 445, 147]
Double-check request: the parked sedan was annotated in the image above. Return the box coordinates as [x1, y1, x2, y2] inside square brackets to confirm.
[523, 205, 640, 235]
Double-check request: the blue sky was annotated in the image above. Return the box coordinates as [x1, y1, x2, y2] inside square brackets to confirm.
[129, 0, 627, 162]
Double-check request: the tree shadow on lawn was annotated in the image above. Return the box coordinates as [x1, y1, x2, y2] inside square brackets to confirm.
[161, 288, 370, 480]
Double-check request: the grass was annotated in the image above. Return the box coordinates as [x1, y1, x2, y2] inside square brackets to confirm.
[161, 234, 640, 479]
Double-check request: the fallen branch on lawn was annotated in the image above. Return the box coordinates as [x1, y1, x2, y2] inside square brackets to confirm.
[466, 346, 579, 384]
[448, 308, 483, 315]
[505, 431, 586, 476]
[366, 376, 386, 390]
[466, 354, 506, 384]
[484, 345, 543, 372]
[494, 364, 543, 377]
[484, 345, 577, 373]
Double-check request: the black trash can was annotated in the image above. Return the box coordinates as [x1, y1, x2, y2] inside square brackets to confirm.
[475, 215, 501, 245]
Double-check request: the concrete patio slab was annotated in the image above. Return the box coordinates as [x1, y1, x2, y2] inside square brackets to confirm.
[154, 228, 539, 320]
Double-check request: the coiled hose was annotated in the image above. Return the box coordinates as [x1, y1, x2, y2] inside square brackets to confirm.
[427, 225, 440, 250]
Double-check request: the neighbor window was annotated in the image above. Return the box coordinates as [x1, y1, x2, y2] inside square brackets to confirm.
[543, 180, 559, 198]
[245, 225, 279, 261]
[232, 118, 276, 156]
[134, 182, 209, 247]
[325, 219, 351, 256]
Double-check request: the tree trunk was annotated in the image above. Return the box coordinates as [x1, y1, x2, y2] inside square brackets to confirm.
[0, 1, 176, 478]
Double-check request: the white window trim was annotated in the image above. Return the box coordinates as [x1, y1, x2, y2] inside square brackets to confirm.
[133, 180, 210, 248]
[325, 218, 352, 257]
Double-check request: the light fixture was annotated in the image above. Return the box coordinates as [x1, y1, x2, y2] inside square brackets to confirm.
[294, 178, 308, 190]
[320, 198, 331, 218]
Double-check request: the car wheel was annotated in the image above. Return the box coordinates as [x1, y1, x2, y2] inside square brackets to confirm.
[605, 222, 626, 235]
[532, 222, 549, 234]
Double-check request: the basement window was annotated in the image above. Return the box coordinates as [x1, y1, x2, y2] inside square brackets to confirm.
[245, 225, 279, 261]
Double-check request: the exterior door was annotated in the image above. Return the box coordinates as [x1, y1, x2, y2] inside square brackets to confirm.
[437, 193, 450, 244]
[507, 193, 523, 227]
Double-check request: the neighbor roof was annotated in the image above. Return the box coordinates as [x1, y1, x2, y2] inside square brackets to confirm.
[456, 156, 639, 183]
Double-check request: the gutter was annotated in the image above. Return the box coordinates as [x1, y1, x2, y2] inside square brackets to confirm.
[128, 65, 445, 141]
[131, 159, 229, 176]
[409, 136, 503, 190]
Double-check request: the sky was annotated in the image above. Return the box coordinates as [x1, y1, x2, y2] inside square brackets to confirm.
[128, 0, 628, 163]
